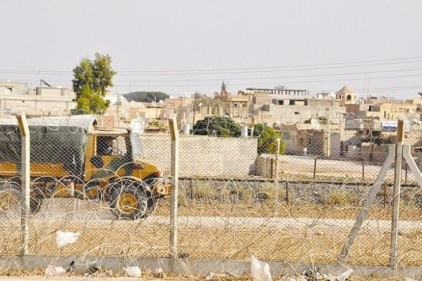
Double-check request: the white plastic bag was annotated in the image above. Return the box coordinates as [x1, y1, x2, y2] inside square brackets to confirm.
[56, 230, 81, 248]
[251, 255, 272, 281]
[124, 266, 142, 278]
[45, 265, 66, 276]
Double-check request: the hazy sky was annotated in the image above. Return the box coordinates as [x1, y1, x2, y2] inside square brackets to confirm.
[1, 0, 422, 99]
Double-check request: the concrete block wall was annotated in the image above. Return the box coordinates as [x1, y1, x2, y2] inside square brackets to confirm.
[254, 154, 274, 178]
[139, 134, 258, 177]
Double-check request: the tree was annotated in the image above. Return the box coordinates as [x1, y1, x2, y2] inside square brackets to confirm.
[124, 91, 169, 103]
[221, 81, 227, 93]
[72, 53, 116, 114]
[193, 116, 241, 137]
[252, 124, 285, 155]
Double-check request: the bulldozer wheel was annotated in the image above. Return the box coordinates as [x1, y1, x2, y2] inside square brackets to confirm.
[109, 180, 149, 220]
[30, 197, 43, 214]
[144, 196, 157, 217]
[0, 183, 21, 212]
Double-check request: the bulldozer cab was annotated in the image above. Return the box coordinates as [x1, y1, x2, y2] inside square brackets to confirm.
[84, 129, 163, 188]
[84, 129, 133, 181]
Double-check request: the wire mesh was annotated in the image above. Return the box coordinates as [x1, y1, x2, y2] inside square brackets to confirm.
[0, 115, 421, 278]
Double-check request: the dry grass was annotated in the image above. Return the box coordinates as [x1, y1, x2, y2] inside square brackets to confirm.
[0, 270, 405, 280]
[1, 187, 421, 271]
[1, 209, 421, 267]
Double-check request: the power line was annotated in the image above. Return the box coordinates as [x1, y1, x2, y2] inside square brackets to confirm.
[7, 67, 422, 86]
[113, 68, 422, 83]
[1, 56, 422, 76]
[117, 56, 422, 74]
[2, 56, 421, 96]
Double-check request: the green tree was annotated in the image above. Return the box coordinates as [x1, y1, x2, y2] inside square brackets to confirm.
[193, 116, 241, 137]
[124, 91, 169, 103]
[253, 124, 285, 155]
[72, 53, 116, 114]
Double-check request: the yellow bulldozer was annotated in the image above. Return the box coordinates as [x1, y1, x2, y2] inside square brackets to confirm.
[0, 115, 171, 220]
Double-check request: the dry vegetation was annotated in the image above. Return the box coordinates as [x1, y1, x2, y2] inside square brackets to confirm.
[0, 178, 421, 281]
[0, 270, 405, 281]
[1, 194, 421, 267]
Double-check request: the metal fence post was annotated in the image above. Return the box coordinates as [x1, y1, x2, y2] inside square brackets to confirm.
[390, 119, 404, 269]
[169, 118, 179, 267]
[383, 182, 387, 208]
[17, 112, 30, 256]
[313, 158, 317, 179]
[338, 144, 395, 263]
[404, 163, 408, 184]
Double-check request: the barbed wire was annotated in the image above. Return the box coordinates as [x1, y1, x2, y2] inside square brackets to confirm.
[0, 114, 421, 280]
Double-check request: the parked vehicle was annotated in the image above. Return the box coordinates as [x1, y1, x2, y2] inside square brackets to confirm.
[0, 115, 171, 220]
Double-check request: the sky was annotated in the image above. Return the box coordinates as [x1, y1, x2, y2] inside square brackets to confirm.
[1, 0, 422, 100]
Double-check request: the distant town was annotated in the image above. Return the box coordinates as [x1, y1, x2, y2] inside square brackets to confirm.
[1, 80, 421, 162]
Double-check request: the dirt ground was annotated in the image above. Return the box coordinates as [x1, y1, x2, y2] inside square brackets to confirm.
[0, 268, 405, 281]
[0, 275, 402, 281]
[0, 275, 404, 281]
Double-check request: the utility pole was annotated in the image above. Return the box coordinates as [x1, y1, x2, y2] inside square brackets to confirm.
[116, 94, 121, 128]
[192, 92, 199, 128]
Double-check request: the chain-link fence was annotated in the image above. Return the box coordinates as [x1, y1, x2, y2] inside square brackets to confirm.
[0, 114, 421, 278]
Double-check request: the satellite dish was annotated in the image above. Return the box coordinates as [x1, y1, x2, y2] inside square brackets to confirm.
[418, 92, 422, 97]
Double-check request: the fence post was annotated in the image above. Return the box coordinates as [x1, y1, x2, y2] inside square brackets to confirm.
[390, 119, 404, 269]
[169, 118, 179, 268]
[338, 144, 395, 264]
[274, 139, 280, 211]
[404, 163, 408, 184]
[17, 112, 30, 256]
[313, 158, 317, 179]
[383, 182, 387, 208]
[189, 178, 193, 200]
[361, 159, 365, 183]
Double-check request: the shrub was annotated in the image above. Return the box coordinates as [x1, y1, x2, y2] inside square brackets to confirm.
[325, 190, 358, 206]
[253, 124, 285, 155]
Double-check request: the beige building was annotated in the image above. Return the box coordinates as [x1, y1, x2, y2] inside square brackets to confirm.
[244, 87, 347, 128]
[365, 99, 422, 122]
[104, 93, 168, 128]
[0, 81, 76, 116]
[335, 85, 358, 105]
[280, 123, 341, 157]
